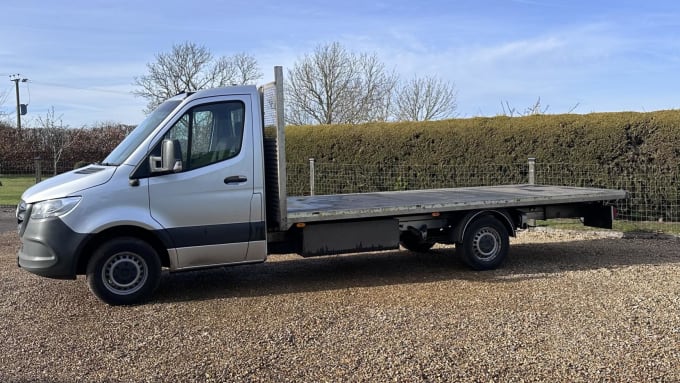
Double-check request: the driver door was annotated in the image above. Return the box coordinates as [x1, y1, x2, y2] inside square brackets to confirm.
[148, 96, 256, 269]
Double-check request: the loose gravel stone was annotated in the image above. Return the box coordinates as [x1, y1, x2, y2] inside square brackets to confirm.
[1, 230, 679, 382]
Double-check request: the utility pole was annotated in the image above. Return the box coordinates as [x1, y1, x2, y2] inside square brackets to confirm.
[9, 74, 28, 130]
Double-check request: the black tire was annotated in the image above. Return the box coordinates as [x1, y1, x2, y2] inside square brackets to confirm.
[460, 216, 509, 270]
[400, 232, 435, 252]
[86, 237, 161, 305]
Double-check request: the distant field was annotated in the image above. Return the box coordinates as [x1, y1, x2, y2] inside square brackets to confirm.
[0, 176, 35, 206]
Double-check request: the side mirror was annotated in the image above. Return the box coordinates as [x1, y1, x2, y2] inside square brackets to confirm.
[150, 139, 183, 173]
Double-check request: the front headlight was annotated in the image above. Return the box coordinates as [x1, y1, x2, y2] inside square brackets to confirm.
[30, 197, 82, 219]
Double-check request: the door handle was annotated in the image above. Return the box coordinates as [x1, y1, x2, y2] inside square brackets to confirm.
[224, 175, 248, 184]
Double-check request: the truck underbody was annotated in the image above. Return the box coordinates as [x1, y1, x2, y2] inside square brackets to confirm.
[269, 184, 624, 266]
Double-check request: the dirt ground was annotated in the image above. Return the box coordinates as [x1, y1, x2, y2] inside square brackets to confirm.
[1, 226, 679, 382]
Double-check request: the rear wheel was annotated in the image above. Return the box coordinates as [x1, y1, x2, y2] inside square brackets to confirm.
[86, 237, 161, 305]
[400, 232, 435, 252]
[460, 216, 509, 270]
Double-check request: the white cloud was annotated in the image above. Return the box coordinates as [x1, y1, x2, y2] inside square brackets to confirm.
[337, 21, 648, 116]
[471, 37, 565, 64]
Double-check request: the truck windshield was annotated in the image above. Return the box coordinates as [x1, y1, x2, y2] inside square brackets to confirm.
[101, 99, 182, 165]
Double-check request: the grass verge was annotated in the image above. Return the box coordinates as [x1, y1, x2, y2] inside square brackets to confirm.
[536, 219, 680, 235]
[0, 176, 35, 206]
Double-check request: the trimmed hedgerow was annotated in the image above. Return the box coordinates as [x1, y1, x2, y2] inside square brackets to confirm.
[286, 111, 680, 170]
[285, 111, 680, 221]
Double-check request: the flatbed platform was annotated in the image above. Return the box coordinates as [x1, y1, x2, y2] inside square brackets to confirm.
[287, 184, 626, 223]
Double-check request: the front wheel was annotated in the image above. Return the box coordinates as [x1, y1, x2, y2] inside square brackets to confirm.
[86, 237, 161, 305]
[459, 216, 509, 270]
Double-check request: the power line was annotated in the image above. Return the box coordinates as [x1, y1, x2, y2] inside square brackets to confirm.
[25, 80, 31, 105]
[1, 84, 13, 97]
[0, 85, 12, 116]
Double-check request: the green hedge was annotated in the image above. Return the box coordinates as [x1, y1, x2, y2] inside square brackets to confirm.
[286, 111, 680, 169]
[284, 111, 680, 221]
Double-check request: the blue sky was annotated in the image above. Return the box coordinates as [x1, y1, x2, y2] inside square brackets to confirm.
[1, 0, 680, 127]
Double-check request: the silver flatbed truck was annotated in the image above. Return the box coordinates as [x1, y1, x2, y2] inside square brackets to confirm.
[16, 67, 626, 305]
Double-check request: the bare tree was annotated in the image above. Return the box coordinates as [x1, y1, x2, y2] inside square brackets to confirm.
[232, 53, 263, 85]
[524, 97, 549, 115]
[133, 42, 262, 113]
[286, 42, 398, 125]
[36, 107, 82, 175]
[500, 97, 556, 117]
[395, 76, 457, 121]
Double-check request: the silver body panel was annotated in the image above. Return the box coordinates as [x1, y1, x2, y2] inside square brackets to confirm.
[173, 243, 250, 269]
[169, 240, 267, 270]
[21, 166, 116, 205]
[56, 166, 162, 234]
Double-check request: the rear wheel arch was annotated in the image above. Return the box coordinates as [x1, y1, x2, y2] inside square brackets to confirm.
[459, 215, 510, 270]
[452, 209, 516, 244]
[449, 210, 518, 271]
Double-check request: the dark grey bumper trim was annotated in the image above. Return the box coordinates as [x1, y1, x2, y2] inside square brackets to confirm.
[18, 217, 88, 279]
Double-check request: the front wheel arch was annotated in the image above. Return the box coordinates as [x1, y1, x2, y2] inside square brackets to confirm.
[76, 226, 170, 275]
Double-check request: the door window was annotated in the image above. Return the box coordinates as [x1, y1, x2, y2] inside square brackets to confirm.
[162, 101, 245, 171]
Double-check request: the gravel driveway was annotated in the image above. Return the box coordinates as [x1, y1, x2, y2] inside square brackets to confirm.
[1, 229, 678, 382]
[0, 208, 16, 233]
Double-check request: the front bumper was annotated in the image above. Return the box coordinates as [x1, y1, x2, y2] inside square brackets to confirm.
[18, 215, 88, 280]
